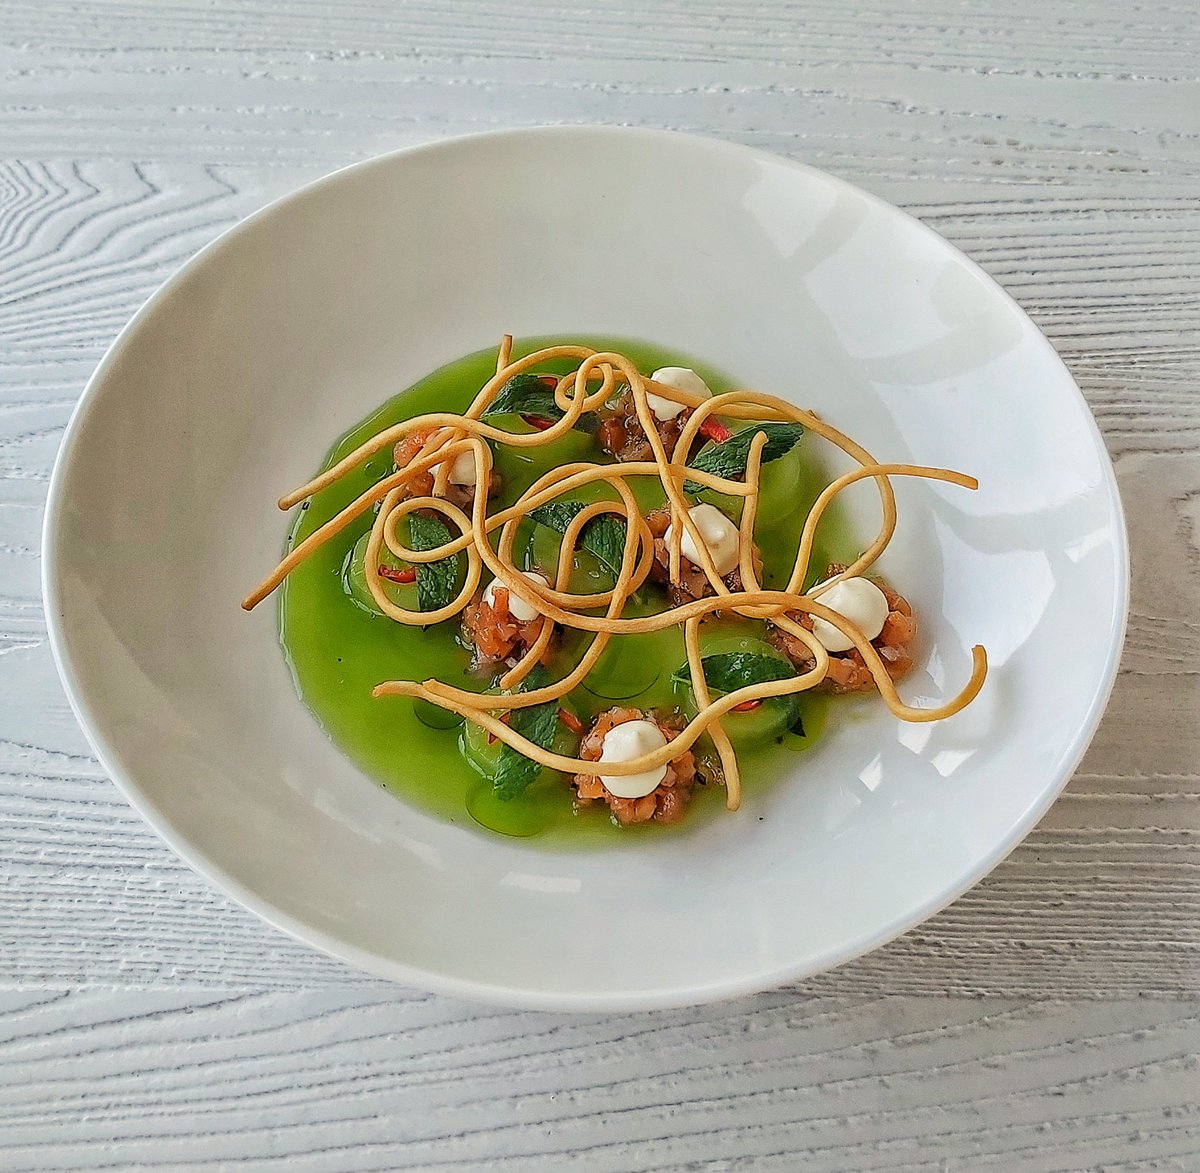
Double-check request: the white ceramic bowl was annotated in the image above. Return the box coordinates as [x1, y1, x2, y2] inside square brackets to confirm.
[44, 127, 1127, 1010]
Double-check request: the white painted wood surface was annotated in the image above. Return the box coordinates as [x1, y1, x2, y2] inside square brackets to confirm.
[1, 1, 1197, 1166]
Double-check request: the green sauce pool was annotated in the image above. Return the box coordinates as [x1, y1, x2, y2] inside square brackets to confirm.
[279, 337, 856, 844]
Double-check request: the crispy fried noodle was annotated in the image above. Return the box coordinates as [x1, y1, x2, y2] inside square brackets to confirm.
[244, 339, 987, 813]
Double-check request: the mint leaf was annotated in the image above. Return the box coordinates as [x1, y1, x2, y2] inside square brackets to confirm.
[672, 651, 796, 694]
[484, 373, 559, 418]
[408, 513, 461, 614]
[483, 372, 598, 433]
[529, 501, 628, 579]
[492, 665, 561, 799]
[528, 500, 583, 533]
[580, 515, 627, 577]
[684, 422, 804, 494]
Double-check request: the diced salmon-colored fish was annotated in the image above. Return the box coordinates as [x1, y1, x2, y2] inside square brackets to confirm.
[596, 391, 689, 463]
[572, 707, 698, 827]
[769, 563, 918, 694]
[392, 427, 501, 512]
[643, 506, 761, 609]
[460, 587, 545, 670]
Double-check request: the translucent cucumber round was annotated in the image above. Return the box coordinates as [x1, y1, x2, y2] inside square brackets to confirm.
[527, 510, 613, 595]
[585, 634, 663, 701]
[781, 693, 827, 753]
[462, 718, 506, 779]
[494, 428, 596, 486]
[460, 699, 581, 786]
[413, 697, 464, 730]
[466, 779, 550, 837]
[695, 629, 780, 660]
[751, 446, 804, 525]
[342, 531, 416, 615]
[672, 629, 800, 746]
[528, 524, 606, 595]
[721, 697, 798, 746]
[548, 716, 581, 762]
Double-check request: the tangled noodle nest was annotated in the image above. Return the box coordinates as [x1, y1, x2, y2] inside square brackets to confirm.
[244, 338, 987, 811]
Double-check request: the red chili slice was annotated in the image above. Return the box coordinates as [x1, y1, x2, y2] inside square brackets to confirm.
[698, 417, 733, 443]
[377, 565, 417, 584]
[488, 711, 513, 745]
[558, 707, 585, 735]
[730, 699, 764, 713]
[521, 414, 558, 431]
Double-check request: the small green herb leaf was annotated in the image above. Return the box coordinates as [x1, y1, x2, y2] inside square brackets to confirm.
[483, 372, 599, 433]
[579, 516, 627, 577]
[529, 501, 629, 579]
[408, 513, 461, 614]
[684, 422, 805, 494]
[484, 373, 558, 418]
[492, 665, 561, 800]
[528, 500, 584, 535]
[671, 651, 796, 694]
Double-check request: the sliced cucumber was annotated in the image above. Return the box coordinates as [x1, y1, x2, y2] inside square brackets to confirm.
[494, 427, 595, 485]
[720, 696, 798, 746]
[672, 631, 800, 747]
[751, 444, 804, 525]
[342, 530, 417, 616]
[459, 700, 580, 785]
[413, 697, 464, 730]
[465, 779, 549, 838]
[585, 634, 662, 701]
[527, 509, 613, 595]
[461, 716, 506, 779]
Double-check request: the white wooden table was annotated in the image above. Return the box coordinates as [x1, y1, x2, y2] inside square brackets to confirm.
[2, 2, 1197, 1168]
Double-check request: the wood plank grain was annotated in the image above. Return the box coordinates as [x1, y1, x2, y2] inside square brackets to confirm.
[3, 0, 1199, 73]
[1, 0, 1199, 196]
[0, 990, 1194, 1171]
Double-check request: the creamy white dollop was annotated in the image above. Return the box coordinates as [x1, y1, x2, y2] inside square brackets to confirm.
[482, 570, 549, 623]
[598, 719, 668, 799]
[432, 449, 477, 486]
[647, 366, 712, 421]
[665, 503, 740, 577]
[811, 576, 890, 653]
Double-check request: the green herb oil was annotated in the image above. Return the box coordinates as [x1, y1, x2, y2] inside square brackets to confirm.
[280, 337, 855, 844]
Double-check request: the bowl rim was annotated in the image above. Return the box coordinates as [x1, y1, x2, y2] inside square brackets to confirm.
[41, 124, 1130, 1010]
